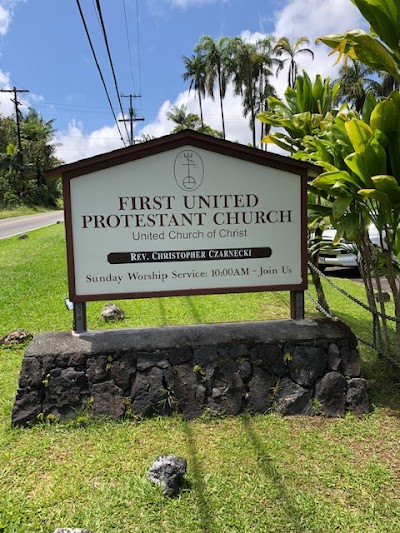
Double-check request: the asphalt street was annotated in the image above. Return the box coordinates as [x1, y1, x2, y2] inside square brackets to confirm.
[0, 210, 64, 240]
[323, 266, 390, 293]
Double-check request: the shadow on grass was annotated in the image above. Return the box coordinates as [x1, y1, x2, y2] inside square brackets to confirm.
[240, 413, 306, 533]
[158, 299, 168, 326]
[184, 297, 202, 324]
[181, 419, 216, 533]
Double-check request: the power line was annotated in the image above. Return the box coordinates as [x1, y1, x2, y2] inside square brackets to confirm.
[75, 0, 126, 146]
[94, 0, 129, 142]
[135, 0, 143, 110]
[123, 0, 136, 94]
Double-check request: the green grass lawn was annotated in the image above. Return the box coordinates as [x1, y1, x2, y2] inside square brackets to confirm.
[0, 224, 399, 532]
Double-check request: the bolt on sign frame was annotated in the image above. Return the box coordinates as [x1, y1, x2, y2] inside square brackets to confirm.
[46, 130, 320, 333]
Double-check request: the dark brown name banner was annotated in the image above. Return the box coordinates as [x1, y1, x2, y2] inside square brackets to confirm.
[107, 247, 272, 264]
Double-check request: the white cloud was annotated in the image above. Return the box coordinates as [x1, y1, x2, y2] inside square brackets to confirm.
[0, 1, 25, 36]
[0, 5, 10, 35]
[0, 70, 18, 116]
[54, 120, 125, 164]
[273, 0, 365, 41]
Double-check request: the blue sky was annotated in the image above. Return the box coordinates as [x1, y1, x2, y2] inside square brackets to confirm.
[0, 0, 365, 163]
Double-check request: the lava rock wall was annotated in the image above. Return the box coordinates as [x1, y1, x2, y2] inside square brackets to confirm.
[12, 319, 369, 426]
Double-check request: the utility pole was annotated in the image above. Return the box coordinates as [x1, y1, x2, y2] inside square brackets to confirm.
[119, 94, 144, 145]
[0, 86, 29, 160]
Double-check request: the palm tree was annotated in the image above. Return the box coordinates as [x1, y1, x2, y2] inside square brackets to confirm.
[379, 72, 399, 97]
[195, 35, 231, 139]
[333, 59, 382, 112]
[229, 36, 276, 147]
[274, 36, 314, 89]
[182, 53, 207, 127]
[166, 105, 201, 132]
[166, 105, 223, 138]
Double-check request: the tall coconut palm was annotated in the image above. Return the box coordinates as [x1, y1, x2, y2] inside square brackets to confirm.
[182, 53, 207, 127]
[255, 37, 277, 148]
[274, 36, 314, 89]
[195, 35, 231, 139]
[229, 36, 276, 147]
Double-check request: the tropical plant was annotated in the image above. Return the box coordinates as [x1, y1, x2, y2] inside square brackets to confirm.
[303, 93, 400, 357]
[313, 0, 400, 357]
[195, 35, 232, 139]
[258, 71, 341, 312]
[274, 36, 314, 89]
[258, 71, 340, 153]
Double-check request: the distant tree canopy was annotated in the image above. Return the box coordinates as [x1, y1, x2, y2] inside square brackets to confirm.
[0, 108, 62, 209]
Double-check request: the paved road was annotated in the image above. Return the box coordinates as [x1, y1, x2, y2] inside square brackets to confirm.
[324, 266, 390, 292]
[0, 210, 64, 240]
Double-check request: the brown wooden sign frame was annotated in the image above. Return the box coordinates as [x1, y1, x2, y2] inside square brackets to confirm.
[47, 130, 319, 329]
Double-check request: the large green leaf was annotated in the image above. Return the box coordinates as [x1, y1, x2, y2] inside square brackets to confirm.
[345, 119, 373, 152]
[370, 98, 396, 133]
[332, 196, 353, 219]
[317, 30, 399, 80]
[344, 152, 372, 186]
[351, 0, 400, 54]
[313, 169, 361, 193]
[363, 137, 387, 178]
[358, 188, 391, 208]
[336, 212, 360, 241]
[362, 91, 377, 125]
[372, 174, 400, 203]
[312, 74, 324, 107]
[388, 130, 400, 182]
[353, 31, 399, 77]
[261, 133, 299, 153]
[373, 129, 388, 149]
[389, 90, 400, 129]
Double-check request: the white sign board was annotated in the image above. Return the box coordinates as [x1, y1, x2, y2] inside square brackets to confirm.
[61, 136, 308, 302]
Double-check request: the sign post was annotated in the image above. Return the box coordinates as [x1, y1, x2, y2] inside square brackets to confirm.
[73, 302, 87, 334]
[290, 290, 305, 320]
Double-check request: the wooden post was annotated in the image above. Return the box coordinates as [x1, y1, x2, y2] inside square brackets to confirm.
[290, 290, 304, 320]
[73, 302, 87, 334]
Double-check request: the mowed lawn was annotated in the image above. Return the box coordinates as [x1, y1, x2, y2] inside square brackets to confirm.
[0, 224, 399, 532]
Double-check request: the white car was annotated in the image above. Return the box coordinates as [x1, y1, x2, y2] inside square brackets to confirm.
[316, 224, 381, 270]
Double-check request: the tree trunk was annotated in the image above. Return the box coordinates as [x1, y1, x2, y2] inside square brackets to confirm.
[198, 91, 204, 128]
[217, 69, 226, 139]
[251, 104, 256, 147]
[308, 253, 331, 315]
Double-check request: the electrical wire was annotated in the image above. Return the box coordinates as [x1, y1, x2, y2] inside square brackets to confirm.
[75, 0, 126, 146]
[94, 0, 130, 142]
[135, 0, 142, 113]
[123, 0, 136, 94]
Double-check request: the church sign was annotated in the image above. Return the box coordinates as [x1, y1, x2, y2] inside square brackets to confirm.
[47, 131, 317, 328]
